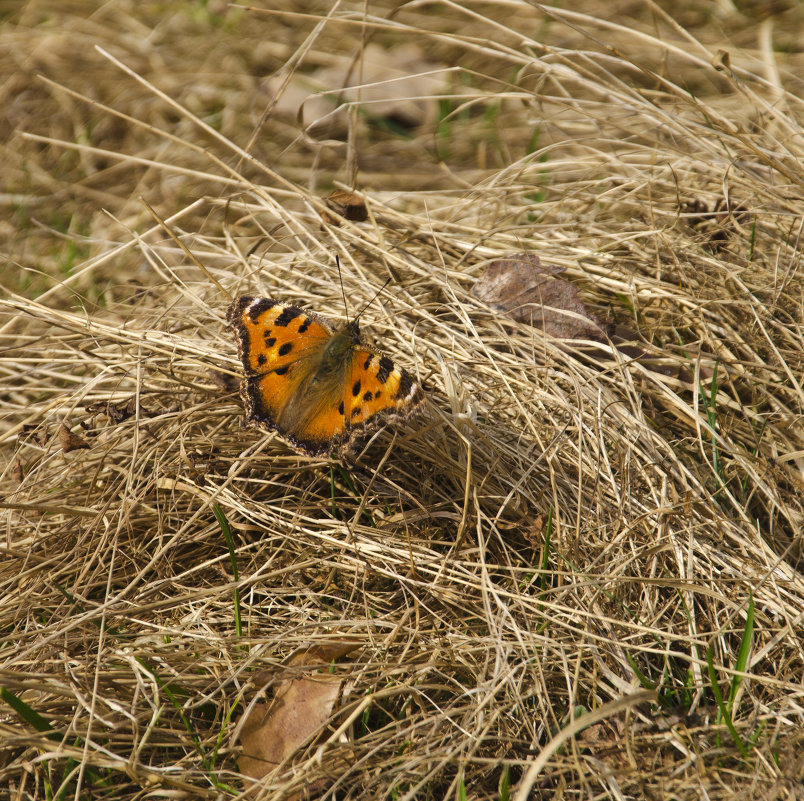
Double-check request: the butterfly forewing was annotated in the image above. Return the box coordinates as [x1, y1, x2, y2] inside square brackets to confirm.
[227, 296, 331, 374]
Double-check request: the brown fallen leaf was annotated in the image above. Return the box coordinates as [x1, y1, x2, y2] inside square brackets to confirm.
[298, 640, 362, 665]
[20, 423, 47, 446]
[473, 253, 688, 379]
[472, 253, 606, 340]
[59, 423, 90, 453]
[85, 397, 154, 423]
[524, 514, 546, 551]
[238, 641, 361, 783]
[238, 678, 341, 781]
[321, 190, 368, 226]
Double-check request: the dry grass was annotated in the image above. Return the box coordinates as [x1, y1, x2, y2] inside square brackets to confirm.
[2, 1, 804, 799]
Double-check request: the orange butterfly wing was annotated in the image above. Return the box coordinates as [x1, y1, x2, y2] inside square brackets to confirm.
[228, 296, 423, 455]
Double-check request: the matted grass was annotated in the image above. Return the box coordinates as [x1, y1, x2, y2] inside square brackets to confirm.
[2, 2, 804, 799]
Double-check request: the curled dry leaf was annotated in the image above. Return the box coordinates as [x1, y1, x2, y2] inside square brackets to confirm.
[472, 253, 686, 379]
[472, 254, 606, 340]
[238, 641, 361, 783]
[85, 397, 154, 423]
[297, 640, 362, 665]
[524, 514, 546, 551]
[20, 423, 47, 446]
[321, 190, 368, 226]
[59, 423, 90, 454]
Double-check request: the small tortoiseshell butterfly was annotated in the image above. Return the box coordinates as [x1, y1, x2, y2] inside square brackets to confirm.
[227, 296, 424, 456]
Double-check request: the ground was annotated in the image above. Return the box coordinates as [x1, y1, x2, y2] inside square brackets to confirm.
[1, 2, 804, 799]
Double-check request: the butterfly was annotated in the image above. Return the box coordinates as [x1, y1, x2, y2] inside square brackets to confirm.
[227, 296, 424, 456]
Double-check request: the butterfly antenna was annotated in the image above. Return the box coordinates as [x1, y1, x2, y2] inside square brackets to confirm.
[355, 278, 392, 321]
[336, 255, 350, 323]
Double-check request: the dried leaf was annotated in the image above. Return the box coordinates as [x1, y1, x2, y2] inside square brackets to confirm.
[238, 641, 361, 782]
[321, 190, 367, 226]
[59, 423, 90, 453]
[295, 640, 361, 666]
[20, 423, 47, 446]
[85, 397, 153, 423]
[472, 255, 689, 379]
[472, 253, 605, 340]
[524, 514, 545, 550]
[238, 676, 342, 781]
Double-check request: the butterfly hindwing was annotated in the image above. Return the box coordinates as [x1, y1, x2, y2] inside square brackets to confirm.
[227, 295, 423, 455]
[345, 349, 420, 425]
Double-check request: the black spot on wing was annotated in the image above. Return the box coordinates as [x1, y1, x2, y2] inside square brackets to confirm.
[274, 365, 289, 375]
[338, 401, 345, 416]
[278, 342, 293, 357]
[298, 317, 312, 333]
[265, 335, 276, 348]
[376, 356, 394, 384]
[397, 371, 415, 399]
[363, 354, 373, 370]
[248, 298, 278, 323]
[352, 379, 361, 396]
[257, 354, 267, 366]
[351, 407, 361, 418]
[363, 391, 373, 402]
[274, 307, 299, 328]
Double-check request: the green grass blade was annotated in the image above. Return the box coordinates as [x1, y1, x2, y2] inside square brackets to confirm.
[1, 686, 57, 736]
[706, 647, 750, 758]
[728, 591, 754, 712]
[498, 765, 510, 801]
[213, 503, 242, 641]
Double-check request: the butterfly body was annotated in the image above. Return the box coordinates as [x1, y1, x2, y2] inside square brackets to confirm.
[227, 296, 423, 456]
